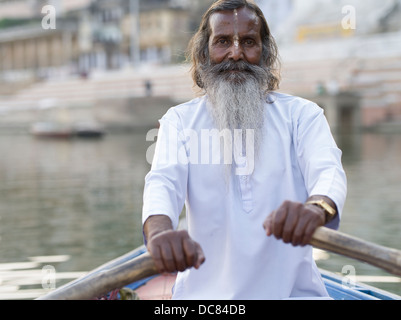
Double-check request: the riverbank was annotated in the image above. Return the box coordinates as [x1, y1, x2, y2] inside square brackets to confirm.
[0, 96, 177, 135]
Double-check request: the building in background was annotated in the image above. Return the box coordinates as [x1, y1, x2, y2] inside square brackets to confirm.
[257, 0, 401, 128]
[0, 0, 400, 129]
[0, 0, 198, 83]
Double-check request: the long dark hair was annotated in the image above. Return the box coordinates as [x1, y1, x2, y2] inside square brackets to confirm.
[187, 0, 281, 92]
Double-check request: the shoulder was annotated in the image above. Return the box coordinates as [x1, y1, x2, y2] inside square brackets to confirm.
[162, 96, 206, 121]
[160, 96, 209, 130]
[268, 92, 323, 119]
[269, 92, 320, 110]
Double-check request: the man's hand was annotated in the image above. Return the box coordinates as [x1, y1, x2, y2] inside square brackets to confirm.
[262, 198, 332, 247]
[144, 215, 205, 274]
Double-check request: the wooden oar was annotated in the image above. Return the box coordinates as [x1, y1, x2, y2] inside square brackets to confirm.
[311, 227, 401, 277]
[36, 251, 158, 300]
[37, 227, 401, 300]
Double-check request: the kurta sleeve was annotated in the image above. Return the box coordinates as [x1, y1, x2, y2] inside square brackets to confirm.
[294, 102, 347, 230]
[142, 109, 189, 231]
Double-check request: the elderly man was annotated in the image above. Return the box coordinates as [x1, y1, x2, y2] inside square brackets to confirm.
[142, 0, 346, 299]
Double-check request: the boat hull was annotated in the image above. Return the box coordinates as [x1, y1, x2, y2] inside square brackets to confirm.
[115, 248, 401, 300]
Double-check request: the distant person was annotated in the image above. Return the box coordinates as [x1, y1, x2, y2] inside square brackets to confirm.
[80, 70, 88, 80]
[316, 81, 327, 95]
[145, 80, 152, 97]
[142, 0, 347, 299]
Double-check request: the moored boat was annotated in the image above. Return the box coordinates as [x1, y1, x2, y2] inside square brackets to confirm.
[30, 121, 105, 139]
[30, 122, 74, 138]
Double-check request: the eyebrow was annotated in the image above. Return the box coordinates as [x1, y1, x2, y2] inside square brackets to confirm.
[211, 31, 259, 39]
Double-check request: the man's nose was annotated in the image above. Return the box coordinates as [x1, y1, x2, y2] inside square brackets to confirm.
[228, 41, 244, 61]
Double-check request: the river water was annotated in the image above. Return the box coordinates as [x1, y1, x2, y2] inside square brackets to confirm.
[0, 131, 400, 299]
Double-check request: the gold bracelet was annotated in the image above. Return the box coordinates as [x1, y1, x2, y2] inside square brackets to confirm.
[305, 199, 337, 222]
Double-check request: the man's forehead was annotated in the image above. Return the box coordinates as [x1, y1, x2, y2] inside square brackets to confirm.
[209, 7, 260, 33]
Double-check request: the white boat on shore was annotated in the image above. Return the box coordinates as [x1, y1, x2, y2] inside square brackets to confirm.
[30, 121, 104, 139]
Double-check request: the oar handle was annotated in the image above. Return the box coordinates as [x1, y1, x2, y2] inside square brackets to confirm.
[311, 227, 401, 277]
[37, 252, 158, 300]
[37, 228, 401, 300]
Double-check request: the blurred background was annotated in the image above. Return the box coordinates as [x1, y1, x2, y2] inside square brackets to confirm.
[0, 0, 400, 299]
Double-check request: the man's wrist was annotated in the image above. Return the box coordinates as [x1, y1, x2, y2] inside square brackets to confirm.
[144, 215, 174, 242]
[305, 195, 337, 224]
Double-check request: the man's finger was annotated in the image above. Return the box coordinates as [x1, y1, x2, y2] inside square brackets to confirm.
[282, 207, 299, 244]
[182, 237, 197, 268]
[160, 243, 177, 273]
[150, 245, 166, 274]
[194, 243, 206, 269]
[171, 239, 187, 272]
[273, 204, 288, 240]
[263, 212, 274, 236]
[291, 213, 309, 246]
[301, 219, 319, 247]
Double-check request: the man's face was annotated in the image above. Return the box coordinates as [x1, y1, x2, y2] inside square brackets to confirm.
[208, 7, 263, 66]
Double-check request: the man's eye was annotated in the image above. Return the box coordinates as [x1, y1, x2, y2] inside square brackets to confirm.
[243, 39, 255, 46]
[217, 39, 229, 45]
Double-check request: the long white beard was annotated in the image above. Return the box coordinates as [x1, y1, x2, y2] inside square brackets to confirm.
[201, 62, 268, 177]
[207, 75, 264, 149]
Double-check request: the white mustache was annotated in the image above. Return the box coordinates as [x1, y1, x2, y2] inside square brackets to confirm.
[200, 59, 271, 92]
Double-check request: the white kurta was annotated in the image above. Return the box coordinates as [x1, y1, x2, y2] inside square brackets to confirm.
[142, 92, 347, 300]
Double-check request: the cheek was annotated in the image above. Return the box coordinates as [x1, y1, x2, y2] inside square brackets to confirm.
[244, 48, 263, 64]
[208, 46, 227, 64]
